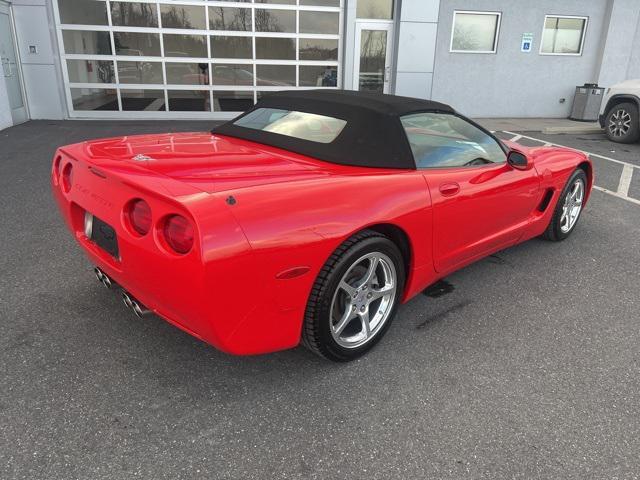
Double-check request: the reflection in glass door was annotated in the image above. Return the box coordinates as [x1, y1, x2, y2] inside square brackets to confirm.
[353, 22, 393, 94]
[0, 1, 28, 125]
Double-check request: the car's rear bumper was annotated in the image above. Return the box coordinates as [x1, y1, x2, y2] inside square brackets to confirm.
[51, 162, 215, 343]
[51, 147, 305, 355]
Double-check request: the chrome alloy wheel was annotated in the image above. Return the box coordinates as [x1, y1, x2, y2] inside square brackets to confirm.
[329, 252, 397, 349]
[608, 109, 632, 137]
[560, 178, 584, 233]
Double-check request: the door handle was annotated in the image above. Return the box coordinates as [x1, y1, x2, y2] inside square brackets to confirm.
[439, 182, 460, 196]
[384, 66, 390, 82]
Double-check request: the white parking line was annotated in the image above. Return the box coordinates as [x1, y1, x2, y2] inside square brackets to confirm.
[618, 164, 634, 196]
[502, 130, 640, 206]
[594, 186, 640, 205]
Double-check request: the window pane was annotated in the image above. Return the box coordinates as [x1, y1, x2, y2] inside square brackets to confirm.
[58, 0, 107, 25]
[167, 90, 210, 111]
[299, 12, 339, 34]
[211, 64, 254, 86]
[213, 90, 254, 111]
[256, 37, 295, 60]
[166, 62, 210, 85]
[62, 30, 112, 55]
[160, 5, 206, 30]
[114, 32, 161, 56]
[541, 17, 586, 54]
[300, 0, 340, 6]
[121, 89, 165, 111]
[451, 13, 499, 52]
[256, 65, 295, 85]
[210, 36, 253, 58]
[255, 0, 296, 4]
[117, 61, 163, 84]
[299, 65, 337, 87]
[299, 38, 338, 61]
[358, 29, 387, 92]
[110, 2, 157, 27]
[357, 0, 393, 20]
[70, 88, 117, 110]
[163, 34, 207, 58]
[401, 113, 506, 168]
[255, 9, 296, 33]
[67, 59, 115, 83]
[234, 108, 347, 143]
[209, 7, 252, 31]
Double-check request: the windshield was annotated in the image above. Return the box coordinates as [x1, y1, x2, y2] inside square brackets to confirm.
[234, 108, 347, 144]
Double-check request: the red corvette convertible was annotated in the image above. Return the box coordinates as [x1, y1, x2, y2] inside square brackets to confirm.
[52, 90, 593, 361]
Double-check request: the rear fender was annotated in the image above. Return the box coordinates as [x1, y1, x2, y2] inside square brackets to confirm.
[221, 172, 434, 353]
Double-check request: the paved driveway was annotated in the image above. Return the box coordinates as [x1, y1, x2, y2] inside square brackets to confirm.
[1, 121, 639, 479]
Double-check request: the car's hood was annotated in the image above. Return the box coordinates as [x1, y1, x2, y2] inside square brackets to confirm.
[609, 78, 640, 90]
[73, 132, 335, 194]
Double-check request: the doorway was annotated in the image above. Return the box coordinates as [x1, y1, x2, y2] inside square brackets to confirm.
[352, 22, 393, 94]
[0, 1, 28, 125]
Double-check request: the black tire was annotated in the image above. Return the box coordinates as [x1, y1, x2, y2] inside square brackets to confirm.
[604, 102, 640, 144]
[302, 230, 405, 361]
[543, 168, 588, 242]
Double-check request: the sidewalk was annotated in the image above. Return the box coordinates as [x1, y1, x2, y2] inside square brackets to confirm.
[473, 117, 603, 134]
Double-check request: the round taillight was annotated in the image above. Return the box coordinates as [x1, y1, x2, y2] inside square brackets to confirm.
[61, 163, 73, 192]
[127, 199, 152, 236]
[163, 215, 194, 254]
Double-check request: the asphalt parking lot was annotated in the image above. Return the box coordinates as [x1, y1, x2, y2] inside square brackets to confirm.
[1, 121, 639, 479]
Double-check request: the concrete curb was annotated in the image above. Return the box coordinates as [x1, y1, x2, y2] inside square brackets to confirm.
[474, 118, 604, 134]
[542, 125, 603, 134]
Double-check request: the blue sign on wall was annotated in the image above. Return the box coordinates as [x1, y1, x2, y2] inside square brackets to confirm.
[521, 33, 534, 52]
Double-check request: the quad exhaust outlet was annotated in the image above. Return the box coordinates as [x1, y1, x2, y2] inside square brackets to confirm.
[94, 266, 151, 318]
[121, 291, 151, 318]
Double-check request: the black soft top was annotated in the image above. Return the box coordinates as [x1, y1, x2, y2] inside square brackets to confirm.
[212, 90, 455, 169]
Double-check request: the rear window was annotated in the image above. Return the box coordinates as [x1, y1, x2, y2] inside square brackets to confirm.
[233, 108, 347, 144]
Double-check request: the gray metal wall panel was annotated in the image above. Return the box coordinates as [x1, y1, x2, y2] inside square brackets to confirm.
[394, 0, 439, 99]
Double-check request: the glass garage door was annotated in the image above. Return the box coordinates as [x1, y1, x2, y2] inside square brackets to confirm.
[53, 0, 342, 118]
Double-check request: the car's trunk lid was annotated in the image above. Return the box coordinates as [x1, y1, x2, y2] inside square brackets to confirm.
[71, 132, 331, 194]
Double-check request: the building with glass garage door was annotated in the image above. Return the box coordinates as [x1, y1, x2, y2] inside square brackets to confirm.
[1, 0, 639, 130]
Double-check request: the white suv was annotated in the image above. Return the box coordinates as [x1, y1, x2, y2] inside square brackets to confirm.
[599, 79, 640, 143]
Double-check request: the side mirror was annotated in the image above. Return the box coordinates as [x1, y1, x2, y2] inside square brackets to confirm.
[507, 150, 530, 170]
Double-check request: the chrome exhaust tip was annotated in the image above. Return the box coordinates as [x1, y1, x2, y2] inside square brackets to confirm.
[94, 267, 112, 289]
[94, 267, 104, 281]
[122, 291, 133, 309]
[131, 300, 151, 318]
